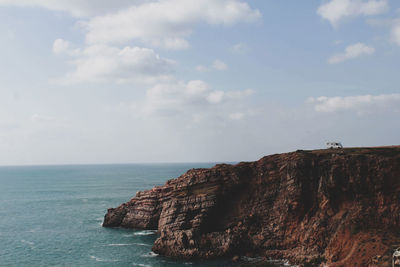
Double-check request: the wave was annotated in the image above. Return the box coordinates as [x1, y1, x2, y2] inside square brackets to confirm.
[89, 255, 118, 262]
[133, 230, 157, 236]
[122, 234, 133, 237]
[107, 242, 152, 247]
[132, 264, 151, 267]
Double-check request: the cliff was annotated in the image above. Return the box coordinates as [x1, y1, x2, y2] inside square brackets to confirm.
[103, 147, 400, 266]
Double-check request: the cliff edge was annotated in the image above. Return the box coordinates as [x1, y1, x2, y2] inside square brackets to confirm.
[103, 147, 400, 266]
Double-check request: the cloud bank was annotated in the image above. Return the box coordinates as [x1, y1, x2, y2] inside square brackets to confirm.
[308, 94, 400, 113]
[48, 0, 260, 83]
[0, 0, 143, 17]
[52, 42, 174, 84]
[83, 0, 261, 49]
[139, 80, 253, 118]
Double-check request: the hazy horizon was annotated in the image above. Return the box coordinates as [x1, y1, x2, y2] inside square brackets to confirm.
[1, 0, 399, 165]
[1, 145, 398, 167]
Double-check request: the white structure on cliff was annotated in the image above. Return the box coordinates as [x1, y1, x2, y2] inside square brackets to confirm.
[326, 142, 343, 149]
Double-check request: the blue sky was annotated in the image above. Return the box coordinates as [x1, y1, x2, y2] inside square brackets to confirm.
[0, 0, 399, 165]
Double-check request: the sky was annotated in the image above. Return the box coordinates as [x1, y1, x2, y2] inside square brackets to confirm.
[0, 0, 399, 165]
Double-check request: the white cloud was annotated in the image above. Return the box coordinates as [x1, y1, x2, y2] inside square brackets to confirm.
[367, 18, 400, 47]
[212, 60, 228, 71]
[196, 59, 228, 72]
[53, 39, 71, 55]
[308, 94, 400, 113]
[226, 88, 254, 98]
[84, 0, 261, 49]
[53, 39, 82, 56]
[35, 1, 258, 87]
[207, 91, 225, 104]
[230, 43, 249, 54]
[138, 80, 253, 119]
[391, 19, 400, 46]
[142, 80, 210, 114]
[229, 112, 245, 120]
[317, 0, 388, 27]
[195, 65, 210, 72]
[328, 43, 375, 64]
[52, 44, 174, 84]
[0, 0, 145, 17]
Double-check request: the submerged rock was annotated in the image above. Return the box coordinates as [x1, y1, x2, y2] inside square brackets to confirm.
[103, 146, 400, 266]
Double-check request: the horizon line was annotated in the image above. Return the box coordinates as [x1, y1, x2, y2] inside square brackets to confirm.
[0, 161, 239, 168]
[1, 145, 398, 168]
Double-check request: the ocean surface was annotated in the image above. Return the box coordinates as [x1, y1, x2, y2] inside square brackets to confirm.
[0, 163, 283, 267]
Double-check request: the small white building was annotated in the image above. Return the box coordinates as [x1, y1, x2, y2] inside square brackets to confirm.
[326, 142, 343, 149]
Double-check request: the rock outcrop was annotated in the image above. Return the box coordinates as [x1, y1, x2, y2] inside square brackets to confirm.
[103, 147, 400, 266]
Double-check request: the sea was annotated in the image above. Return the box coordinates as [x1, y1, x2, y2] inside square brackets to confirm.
[0, 163, 284, 267]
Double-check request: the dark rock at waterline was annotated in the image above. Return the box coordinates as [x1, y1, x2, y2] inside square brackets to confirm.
[103, 146, 400, 266]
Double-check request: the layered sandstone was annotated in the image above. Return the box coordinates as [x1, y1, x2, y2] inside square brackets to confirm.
[103, 147, 400, 266]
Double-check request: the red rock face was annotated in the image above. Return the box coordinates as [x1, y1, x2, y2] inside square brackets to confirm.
[103, 147, 400, 266]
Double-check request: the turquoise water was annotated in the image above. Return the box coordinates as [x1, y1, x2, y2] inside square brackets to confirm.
[0, 164, 282, 266]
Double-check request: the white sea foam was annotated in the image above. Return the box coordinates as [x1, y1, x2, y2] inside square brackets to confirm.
[110, 242, 152, 247]
[123, 234, 133, 237]
[96, 217, 104, 226]
[132, 264, 151, 267]
[108, 240, 151, 247]
[21, 240, 35, 246]
[134, 230, 156, 236]
[266, 259, 295, 267]
[89, 255, 118, 262]
[142, 251, 158, 258]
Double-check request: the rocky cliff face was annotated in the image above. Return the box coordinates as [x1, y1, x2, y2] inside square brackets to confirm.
[103, 147, 400, 266]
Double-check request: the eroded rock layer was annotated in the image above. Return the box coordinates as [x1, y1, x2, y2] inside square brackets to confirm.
[103, 147, 400, 266]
